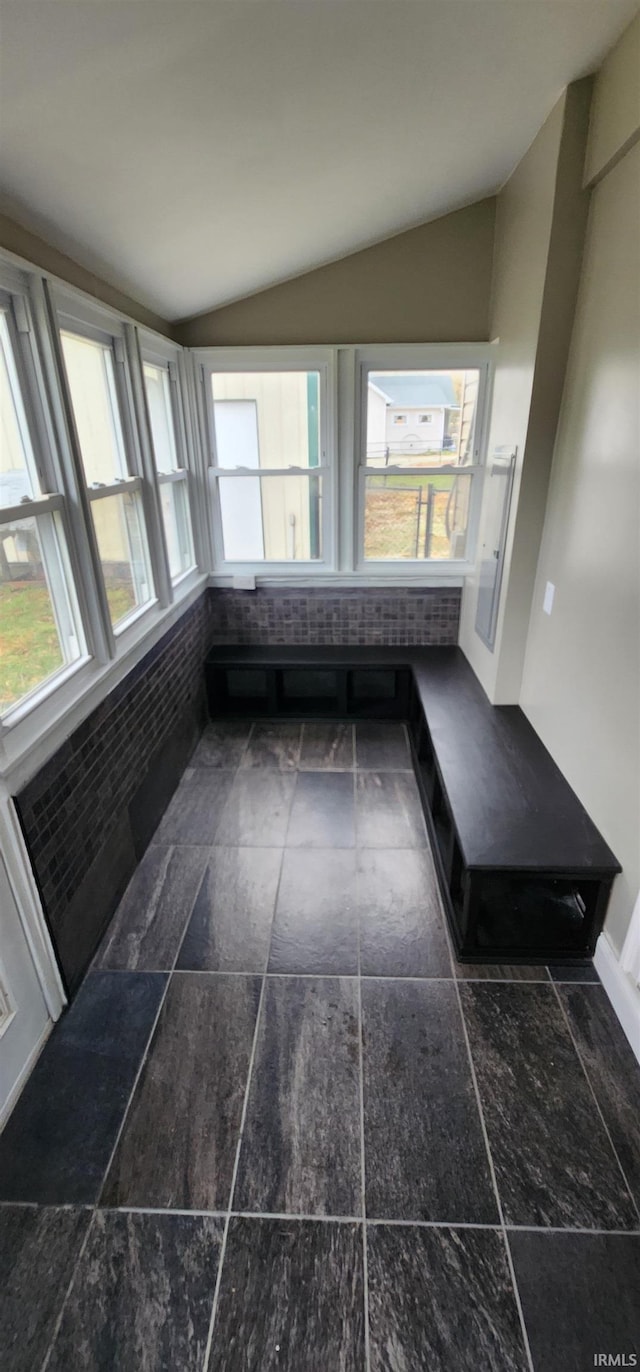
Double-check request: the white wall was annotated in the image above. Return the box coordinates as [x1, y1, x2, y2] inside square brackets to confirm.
[520, 138, 640, 954]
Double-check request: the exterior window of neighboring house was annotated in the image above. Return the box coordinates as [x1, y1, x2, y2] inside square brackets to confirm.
[393, 413, 408, 425]
[201, 354, 332, 568]
[360, 364, 485, 563]
[60, 320, 155, 630]
[142, 350, 196, 583]
[0, 285, 85, 721]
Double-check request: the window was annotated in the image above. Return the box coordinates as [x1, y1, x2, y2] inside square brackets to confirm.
[0, 289, 85, 719]
[60, 325, 154, 629]
[359, 364, 485, 563]
[202, 356, 332, 567]
[142, 354, 195, 582]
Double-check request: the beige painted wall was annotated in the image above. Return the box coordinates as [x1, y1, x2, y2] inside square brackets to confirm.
[520, 150, 640, 953]
[459, 81, 592, 702]
[583, 9, 640, 185]
[459, 97, 566, 697]
[0, 212, 173, 338]
[175, 200, 496, 348]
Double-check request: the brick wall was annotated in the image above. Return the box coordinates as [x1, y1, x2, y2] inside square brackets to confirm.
[15, 594, 213, 992]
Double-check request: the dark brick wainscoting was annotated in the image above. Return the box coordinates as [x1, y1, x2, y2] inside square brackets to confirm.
[15, 595, 213, 993]
[14, 584, 461, 994]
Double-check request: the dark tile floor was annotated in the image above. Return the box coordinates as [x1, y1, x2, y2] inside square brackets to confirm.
[1, 719, 639, 1372]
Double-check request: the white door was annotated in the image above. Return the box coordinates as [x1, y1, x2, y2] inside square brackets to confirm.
[0, 806, 65, 1127]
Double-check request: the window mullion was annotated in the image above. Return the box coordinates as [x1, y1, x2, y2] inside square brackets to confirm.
[123, 325, 172, 607]
[36, 513, 78, 659]
[36, 279, 115, 662]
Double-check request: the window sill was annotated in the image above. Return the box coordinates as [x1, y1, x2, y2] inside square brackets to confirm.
[208, 569, 467, 589]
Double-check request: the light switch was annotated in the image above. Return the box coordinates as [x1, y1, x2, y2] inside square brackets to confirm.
[543, 581, 555, 615]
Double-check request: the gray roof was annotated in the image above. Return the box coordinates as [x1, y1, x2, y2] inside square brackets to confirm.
[370, 373, 457, 409]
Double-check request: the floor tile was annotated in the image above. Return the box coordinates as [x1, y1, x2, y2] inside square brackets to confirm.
[558, 984, 640, 1211]
[548, 962, 600, 983]
[234, 977, 361, 1216]
[355, 721, 410, 771]
[509, 1231, 640, 1372]
[361, 979, 497, 1223]
[210, 1217, 364, 1371]
[268, 849, 358, 974]
[190, 720, 252, 769]
[241, 722, 302, 770]
[358, 848, 451, 978]
[0, 1206, 91, 1372]
[177, 847, 282, 973]
[96, 845, 208, 971]
[460, 983, 637, 1228]
[454, 962, 550, 981]
[215, 771, 296, 846]
[102, 973, 261, 1210]
[367, 1224, 528, 1372]
[153, 769, 235, 845]
[286, 772, 356, 848]
[0, 971, 166, 1204]
[299, 721, 354, 771]
[355, 772, 426, 849]
[47, 1210, 223, 1372]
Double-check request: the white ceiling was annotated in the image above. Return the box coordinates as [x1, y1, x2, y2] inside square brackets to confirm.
[0, 1, 636, 322]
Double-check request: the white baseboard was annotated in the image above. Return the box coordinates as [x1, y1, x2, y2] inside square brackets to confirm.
[594, 932, 640, 1066]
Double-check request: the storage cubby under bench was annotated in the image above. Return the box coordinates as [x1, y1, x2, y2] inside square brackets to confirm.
[205, 645, 620, 963]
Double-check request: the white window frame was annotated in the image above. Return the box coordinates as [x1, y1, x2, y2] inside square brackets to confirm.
[138, 331, 200, 590]
[354, 344, 492, 576]
[54, 290, 163, 642]
[197, 347, 337, 576]
[0, 253, 208, 781]
[0, 267, 90, 733]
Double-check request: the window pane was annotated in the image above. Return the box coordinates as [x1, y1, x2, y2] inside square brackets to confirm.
[0, 311, 40, 505]
[61, 330, 128, 485]
[363, 472, 472, 560]
[90, 491, 152, 628]
[366, 369, 479, 468]
[218, 473, 322, 561]
[0, 514, 82, 714]
[159, 478, 195, 580]
[211, 372, 321, 470]
[143, 362, 180, 472]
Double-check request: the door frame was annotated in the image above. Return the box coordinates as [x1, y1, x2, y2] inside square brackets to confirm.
[0, 788, 66, 1023]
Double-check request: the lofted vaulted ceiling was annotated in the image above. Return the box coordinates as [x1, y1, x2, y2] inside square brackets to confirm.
[0, 0, 636, 322]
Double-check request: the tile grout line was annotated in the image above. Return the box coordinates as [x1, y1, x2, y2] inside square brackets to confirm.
[452, 976, 536, 1372]
[16, 1197, 634, 1236]
[355, 757, 371, 1372]
[88, 966, 570, 986]
[550, 980, 640, 1228]
[94, 899, 187, 1206]
[39, 1208, 98, 1372]
[202, 971, 269, 1372]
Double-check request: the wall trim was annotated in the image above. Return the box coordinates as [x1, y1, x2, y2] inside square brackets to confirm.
[594, 930, 640, 1065]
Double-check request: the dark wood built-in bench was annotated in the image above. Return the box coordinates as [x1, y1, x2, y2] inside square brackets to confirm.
[205, 645, 620, 963]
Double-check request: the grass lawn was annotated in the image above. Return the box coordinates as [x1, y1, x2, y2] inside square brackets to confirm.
[364, 472, 465, 559]
[0, 578, 135, 714]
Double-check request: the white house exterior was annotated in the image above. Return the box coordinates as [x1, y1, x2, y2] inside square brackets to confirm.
[366, 372, 459, 463]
